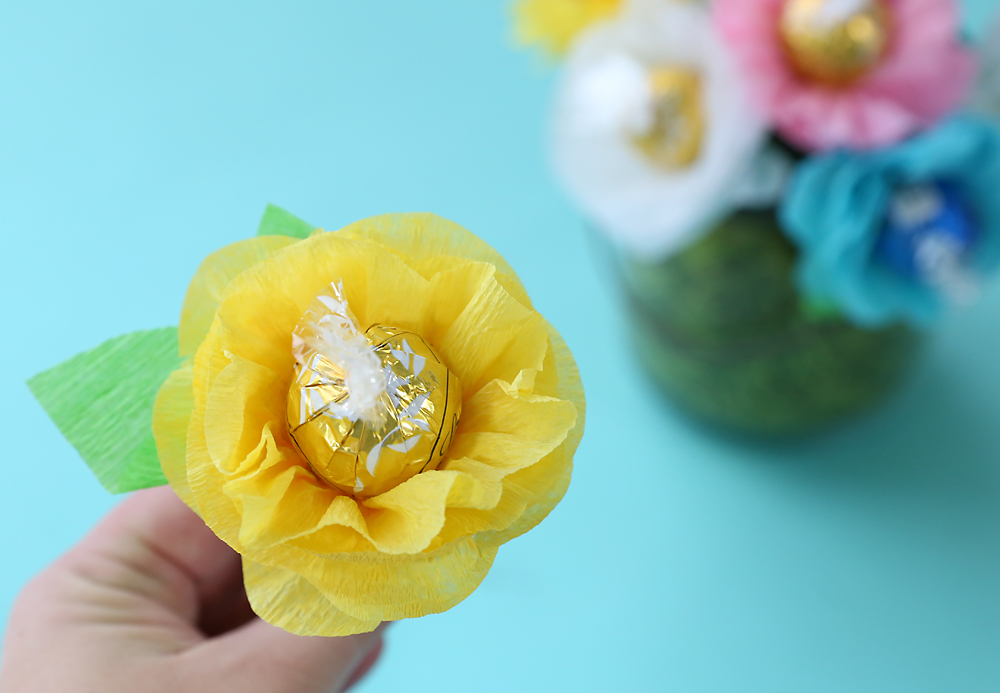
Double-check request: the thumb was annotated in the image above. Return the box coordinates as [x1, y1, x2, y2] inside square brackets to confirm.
[191, 618, 385, 693]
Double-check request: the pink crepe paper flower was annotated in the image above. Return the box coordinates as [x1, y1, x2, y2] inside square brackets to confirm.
[714, 0, 976, 152]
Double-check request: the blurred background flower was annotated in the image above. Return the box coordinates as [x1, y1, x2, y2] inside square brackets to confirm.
[514, 0, 623, 56]
[551, 0, 781, 259]
[715, 0, 976, 151]
[782, 116, 1000, 325]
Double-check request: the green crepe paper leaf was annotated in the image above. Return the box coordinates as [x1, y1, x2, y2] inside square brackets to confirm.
[257, 204, 315, 239]
[28, 328, 183, 494]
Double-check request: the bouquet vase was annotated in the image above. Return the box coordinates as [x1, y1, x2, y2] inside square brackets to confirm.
[618, 209, 924, 435]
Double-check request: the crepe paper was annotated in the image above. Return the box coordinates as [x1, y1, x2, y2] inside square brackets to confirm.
[178, 235, 298, 357]
[781, 116, 1000, 327]
[148, 211, 585, 636]
[551, 0, 772, 261]
[256, 203, 315, 239]
[622, 211, 922, 434]
[714, 0, 975, 152]
[514, 0, 623, 57]
[28, 328, 182, 493]
[29, 207, 585, 637]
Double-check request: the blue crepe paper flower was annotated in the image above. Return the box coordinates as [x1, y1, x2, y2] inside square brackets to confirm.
[780, 116, 1000, 327]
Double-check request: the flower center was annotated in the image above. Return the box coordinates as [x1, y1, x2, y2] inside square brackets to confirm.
[779, 0, 892, 87]
[286, 281, 462, 498]
[876, 181, 980, 303]
[632, 66, 705, 170]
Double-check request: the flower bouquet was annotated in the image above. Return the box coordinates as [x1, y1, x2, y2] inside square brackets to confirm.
[516, 0, 1000, 434]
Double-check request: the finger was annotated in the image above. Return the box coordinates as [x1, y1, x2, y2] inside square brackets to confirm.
[341, 637, 384, 692]
[89, 486, 240, 599]
[194, 618, 385, 693]
[58, 486, 242, 627]
[196, 559, 256, 637]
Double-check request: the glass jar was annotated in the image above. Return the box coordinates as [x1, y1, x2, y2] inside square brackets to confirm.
[620, 209, 924, 435]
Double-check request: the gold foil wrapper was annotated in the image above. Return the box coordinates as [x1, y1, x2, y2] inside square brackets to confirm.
[632, 66, 705, 170]
[780, 0, 892, 87]
[287, 285, 462, 498]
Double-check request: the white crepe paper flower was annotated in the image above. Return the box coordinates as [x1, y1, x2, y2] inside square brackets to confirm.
[552, 0, 780, 260]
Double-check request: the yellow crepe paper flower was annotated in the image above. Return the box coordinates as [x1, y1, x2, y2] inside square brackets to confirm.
[152, 213, 585, 636]
[514, 0, 623, 56]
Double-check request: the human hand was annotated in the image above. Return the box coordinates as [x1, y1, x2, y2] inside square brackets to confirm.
[0, 486, 384, 693]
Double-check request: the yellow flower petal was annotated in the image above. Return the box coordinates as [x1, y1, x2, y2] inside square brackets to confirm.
[452, 381, 577, 467]
[481, 454, 574, 549]
[480, 325, 585, 547]
[418, 261, 499, 344]
[152, 360, 196, 509]
[230, 459, 331, 551]
[286, 498, 377, 554]
[436, 273, 550, 396]
[242, 559, 381, 637]
[204, 358, 288, 477]
[359, 470, 487, 554]
[437, 458, 506, 509]
[250, 535, 499, 623]
[334, 213, 520, 282]
[214, 235, 429, 376]
[541, 324, 586, 458]
[198, 357, 369, 550]
[413, 260, 538, 361]
[178, 236, 298, 357]
[410, 255, 534, 312]
[185, 320, 245, 547]
[514, 0, 622, 56]
[335, 213, 536, 311]
[433, 326, 585, 548]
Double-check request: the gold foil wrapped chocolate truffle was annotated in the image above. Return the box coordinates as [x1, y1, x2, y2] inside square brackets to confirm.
[633, 66, 706, 170]
[287, 281, 462, 498]
[780, 0, 892, 87]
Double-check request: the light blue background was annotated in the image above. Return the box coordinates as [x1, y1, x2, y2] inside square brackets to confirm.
[2, 1, 1000, 691]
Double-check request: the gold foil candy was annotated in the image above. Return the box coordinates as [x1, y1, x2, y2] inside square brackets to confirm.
[287, 283, 462, 498]
[780, 0, 892, 87]
[632, 66, 705, 170]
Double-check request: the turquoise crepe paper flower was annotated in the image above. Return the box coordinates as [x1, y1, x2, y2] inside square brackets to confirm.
[780, 116, 1000, 327]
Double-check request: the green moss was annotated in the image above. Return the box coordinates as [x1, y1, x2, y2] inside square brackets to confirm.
[622, 210, 924, 435]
